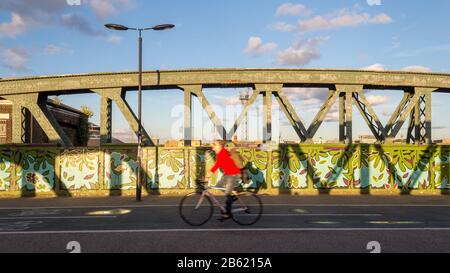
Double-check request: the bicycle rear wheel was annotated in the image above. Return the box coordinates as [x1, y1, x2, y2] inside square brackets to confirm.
[231, 192, 263, 225]
[179, 192, 213, 226]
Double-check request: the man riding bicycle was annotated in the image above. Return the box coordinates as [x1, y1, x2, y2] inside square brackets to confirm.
[205, 140, 241, 221]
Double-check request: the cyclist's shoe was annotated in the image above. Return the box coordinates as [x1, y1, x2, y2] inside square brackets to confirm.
[218, 213, 231, 221]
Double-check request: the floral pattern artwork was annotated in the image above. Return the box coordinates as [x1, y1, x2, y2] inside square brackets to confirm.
[353, 147, 391, 189]
[271, 147, 308, 189]
[188, 149, 208, 188]
[0, 145, 448, 195]
[383, 149, 417, 189]
[404, 149, 433, 190]
[153, 149, 185, 189]
[146, 149, 157, 189]
[60, 150, 99, 191]
[433, 149, 450, 189]
[240, 148, 268, 189]
[15, 149, 55, 192]
[0, 150, 12, 191]
[104, 150, 137, 190]
[310, 147, 353, 189]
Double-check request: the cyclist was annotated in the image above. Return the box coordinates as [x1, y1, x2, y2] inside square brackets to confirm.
[205, 140, 241, 220]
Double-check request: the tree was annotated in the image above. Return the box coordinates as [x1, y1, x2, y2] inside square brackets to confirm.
[78, 105, 93, 146]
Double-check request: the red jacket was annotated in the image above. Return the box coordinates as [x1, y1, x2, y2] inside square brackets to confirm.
[210, 148, 241, 175]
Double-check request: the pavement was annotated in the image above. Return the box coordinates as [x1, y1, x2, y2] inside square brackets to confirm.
[0, 195, 449, 253]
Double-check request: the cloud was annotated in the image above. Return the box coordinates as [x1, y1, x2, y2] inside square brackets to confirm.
[298, 9, 392, 32]
[275, 3, 312, 17]
[276, 37, 327, 66]
[366, 95, 389, 106]
[60, 13, 102, 36]
[0, 0, 67, 37]
[2, 47, 29, 70]
[359, 64, 432, 73]
[360, 64, 386, 71]
[44, 43, 74, 55]
[284, 87, 330, 102]
[225, 97, 241, 105]
[244, 36, 277, 56]
[0, 0, 136, 39]
[270, 22, 296, 32]
[382, 108, 393, 117]
[400, 65, 432, 73]
[325, 110, 339, 122]
[106, 35, 123, 44]
[0, 13, 26, 38]
[86, 0, 136, 19]
[371, 13, 393, 24]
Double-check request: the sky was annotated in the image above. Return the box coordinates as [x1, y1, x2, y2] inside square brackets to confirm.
[0, 0, 449, 143]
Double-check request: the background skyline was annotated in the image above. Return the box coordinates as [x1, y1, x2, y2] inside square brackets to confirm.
[0, 0, 449, 143]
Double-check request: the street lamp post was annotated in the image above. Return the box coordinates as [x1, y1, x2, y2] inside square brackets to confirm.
[105, 23, 175, 201]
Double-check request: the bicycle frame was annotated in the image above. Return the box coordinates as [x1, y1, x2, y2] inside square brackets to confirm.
[195, 186, 249, 215]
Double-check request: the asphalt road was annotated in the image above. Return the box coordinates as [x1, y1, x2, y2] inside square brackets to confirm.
[0, 195, 449, 253]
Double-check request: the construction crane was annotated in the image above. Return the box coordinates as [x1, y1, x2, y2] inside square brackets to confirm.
[239, 88, 251, 142]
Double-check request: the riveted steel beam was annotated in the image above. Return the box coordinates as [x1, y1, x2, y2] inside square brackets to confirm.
[306, 89, 340, 142]
[352, 91, 387, 142]
[406, 88, 434, 144]
[274, 88, 308, 142]
[92, 88, 154, 146]
[189, 85, 227, 140]
[255, 84, 284, 143]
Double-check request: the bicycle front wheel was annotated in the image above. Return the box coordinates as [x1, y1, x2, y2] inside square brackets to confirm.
[179, 192, 213, 226]
[232, 192, 263, 225]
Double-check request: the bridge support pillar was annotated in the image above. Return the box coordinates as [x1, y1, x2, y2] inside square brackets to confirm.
[100, 96, 112, 144]
[263, 91, 273, 143]
[183, 87, 192, 146]
[255, 84, 282, 143]
[337, 85, 358, 144]
[407, 88, 433, 144]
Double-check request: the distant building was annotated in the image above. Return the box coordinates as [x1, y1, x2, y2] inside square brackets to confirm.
[356, 135, 378, 144]
[434, 139, 450, 144]
[86, 123, 125, 146]
[165, 139, 202, 147]
[0, 99, 89, 146]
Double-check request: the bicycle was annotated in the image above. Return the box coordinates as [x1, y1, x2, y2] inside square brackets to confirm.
[179, 180, 263, 226]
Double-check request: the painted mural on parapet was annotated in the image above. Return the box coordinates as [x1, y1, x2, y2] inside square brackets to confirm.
[15, 149, 56, 192]
[147, 148, 185, 189]
[0, 150, 12, 191]
[60, 149, 99, 191]
[186, 147, 268, 190]
[104, 149, 138, 190]
[0, 144, 448, 196]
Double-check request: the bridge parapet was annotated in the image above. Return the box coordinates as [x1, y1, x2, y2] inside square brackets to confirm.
[0, 144, 448, 197]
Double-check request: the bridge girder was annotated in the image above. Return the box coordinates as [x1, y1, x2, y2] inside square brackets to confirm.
[0, 69, 448, 147]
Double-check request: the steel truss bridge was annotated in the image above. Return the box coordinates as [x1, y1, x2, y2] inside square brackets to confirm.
[0, 68, 449, 148]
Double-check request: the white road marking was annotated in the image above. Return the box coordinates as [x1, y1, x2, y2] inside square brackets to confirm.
[213, 213, 383, 217]
[0, 216, 117, 220]
[0, 204, 449, 210]
[1, 227, 450, 235]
